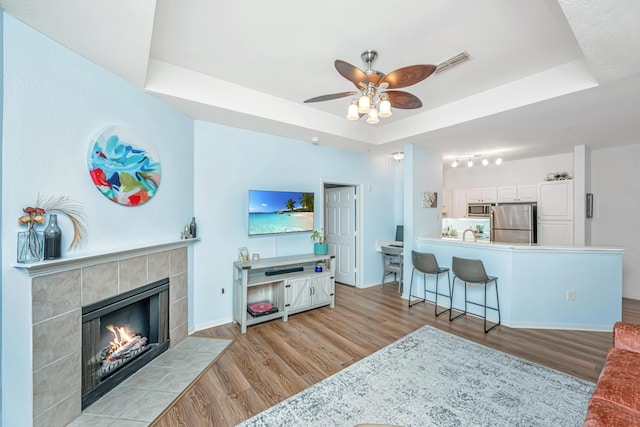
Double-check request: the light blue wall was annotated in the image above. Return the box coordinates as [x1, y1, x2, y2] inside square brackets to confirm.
[403, 145, 444, 298]
[0, 8, 4, 426]
[191, 121, 398, 330]
[1, 14, 194, 424]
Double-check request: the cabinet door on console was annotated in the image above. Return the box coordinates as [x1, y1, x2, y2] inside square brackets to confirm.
[285, 277, 312, 312]
[312, 275, 333, 306]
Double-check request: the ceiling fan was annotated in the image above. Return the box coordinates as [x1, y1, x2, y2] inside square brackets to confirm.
[304, 50, 437, 123]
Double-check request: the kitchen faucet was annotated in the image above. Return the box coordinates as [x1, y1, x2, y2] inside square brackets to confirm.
[463, 228, 477, 242]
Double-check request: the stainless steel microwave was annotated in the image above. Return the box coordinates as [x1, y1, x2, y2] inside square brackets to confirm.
[467, 203, 493, 217]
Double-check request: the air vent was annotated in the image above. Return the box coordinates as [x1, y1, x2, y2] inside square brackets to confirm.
[435, 51, 471, 74]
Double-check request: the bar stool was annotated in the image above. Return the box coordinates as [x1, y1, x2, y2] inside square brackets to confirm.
[408, 251, 451, 316]
[449, 256, 501, 333]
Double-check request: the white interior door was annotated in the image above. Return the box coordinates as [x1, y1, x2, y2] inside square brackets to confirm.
[325, 186, 356, 286]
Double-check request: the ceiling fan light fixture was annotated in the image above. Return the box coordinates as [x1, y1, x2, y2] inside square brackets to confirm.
[482, 158, 489, 166]
[306, 50, 436, 125]
[366, 106, 379, 124]
[346, 101, 359, 120]
[495, 156, 503, 165]
[379, 94, 392, 118]
[358, 94, 371, 114]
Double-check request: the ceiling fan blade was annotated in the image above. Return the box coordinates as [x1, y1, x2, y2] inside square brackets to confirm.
[335, 60, 369, 89]
[380, 65, 437, 89]
[304, 91, 357, 103]
[386, 91, 423, 109]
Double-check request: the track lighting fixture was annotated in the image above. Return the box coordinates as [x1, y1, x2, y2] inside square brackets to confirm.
[449, 154, 503, 168]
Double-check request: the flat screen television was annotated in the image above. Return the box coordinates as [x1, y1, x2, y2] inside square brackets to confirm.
[248, 190, 315, 236]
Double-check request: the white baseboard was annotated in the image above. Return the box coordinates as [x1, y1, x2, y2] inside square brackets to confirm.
[190, 315, 233, 334]
[360, 281, 383, 289]
[507, 320, 615, 332]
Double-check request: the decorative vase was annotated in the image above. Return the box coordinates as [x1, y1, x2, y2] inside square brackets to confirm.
[17, 230, 44, 263]
[190, 217, 197, 238]
[44, 214, 62, 260]
[314, 243, 328, 255]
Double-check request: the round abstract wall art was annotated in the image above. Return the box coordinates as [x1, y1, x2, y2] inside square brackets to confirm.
[88, 126, 161, 206]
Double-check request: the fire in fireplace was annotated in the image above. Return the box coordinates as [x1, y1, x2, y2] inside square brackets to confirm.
[100, 323, 150, 377]
[82, 278, 170, 409]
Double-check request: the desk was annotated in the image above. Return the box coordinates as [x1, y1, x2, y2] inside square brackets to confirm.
[375, 240, 404, 252]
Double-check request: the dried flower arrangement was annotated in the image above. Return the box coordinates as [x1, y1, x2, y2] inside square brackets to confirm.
[17, 206, 46, 261]
[19, 195, 87, 251]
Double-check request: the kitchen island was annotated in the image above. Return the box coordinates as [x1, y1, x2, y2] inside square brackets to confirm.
[414, 237, 624, 331]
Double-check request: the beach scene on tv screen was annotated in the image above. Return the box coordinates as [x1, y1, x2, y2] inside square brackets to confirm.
[249, 190, 314, 235]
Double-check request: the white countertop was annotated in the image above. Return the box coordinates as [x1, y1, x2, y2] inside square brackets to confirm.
[441, 236, 491, 243]
[417, 237, 624, 253]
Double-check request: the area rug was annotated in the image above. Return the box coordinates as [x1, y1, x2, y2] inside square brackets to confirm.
[237, 326, 594, 427]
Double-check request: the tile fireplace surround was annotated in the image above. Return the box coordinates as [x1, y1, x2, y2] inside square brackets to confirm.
[23, 241, 193, 427]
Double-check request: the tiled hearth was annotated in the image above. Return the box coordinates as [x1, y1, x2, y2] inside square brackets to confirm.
[68, 336, 231, 426]
[29, 244, 192, 427]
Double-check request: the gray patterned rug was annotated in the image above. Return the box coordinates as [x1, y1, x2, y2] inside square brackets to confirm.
[237, 325, 594, 427]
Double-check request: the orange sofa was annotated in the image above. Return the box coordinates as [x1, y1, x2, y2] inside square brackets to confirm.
[584, 322, 640, 426]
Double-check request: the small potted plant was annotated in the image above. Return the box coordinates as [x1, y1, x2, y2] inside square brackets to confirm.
[310, 228, 328, 255]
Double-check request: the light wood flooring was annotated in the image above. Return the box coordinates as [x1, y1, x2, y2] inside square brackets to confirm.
[151, 283, 640, 427]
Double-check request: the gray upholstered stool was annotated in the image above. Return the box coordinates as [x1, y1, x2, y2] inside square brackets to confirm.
[408, 251, 451, 317]
[449, 256, 501, 333]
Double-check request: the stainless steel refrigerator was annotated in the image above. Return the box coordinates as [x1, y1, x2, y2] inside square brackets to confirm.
[491, 204, 537, 244]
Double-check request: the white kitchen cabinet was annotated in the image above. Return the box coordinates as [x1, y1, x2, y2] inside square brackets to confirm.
[497, 184, 537, 203]
[537, 220, 574, 246]
[467, 188, 481, 203]
[467, 187, 497, 203]
[442, 189, 451, 217]
[451, 189, 467, 218]
[285, 274, 334, 315]
[517, 184, 538, 202]
[538, 180, 574, 220]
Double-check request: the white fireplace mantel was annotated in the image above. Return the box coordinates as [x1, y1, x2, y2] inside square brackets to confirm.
[13, 238, 199, 277]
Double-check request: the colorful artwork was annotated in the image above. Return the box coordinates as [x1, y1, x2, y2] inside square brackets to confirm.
[88, 126, 161, 206]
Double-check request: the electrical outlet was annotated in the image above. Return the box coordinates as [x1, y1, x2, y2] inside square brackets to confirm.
[566, 290, 575, 301]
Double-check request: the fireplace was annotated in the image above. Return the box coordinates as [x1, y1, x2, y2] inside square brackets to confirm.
[81, 278, 170, 409]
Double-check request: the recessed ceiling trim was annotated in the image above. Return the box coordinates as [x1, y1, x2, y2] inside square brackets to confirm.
[435, 51, 471, 74]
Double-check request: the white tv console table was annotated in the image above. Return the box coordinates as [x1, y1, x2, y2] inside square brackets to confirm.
[232, 253, 336, 333]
